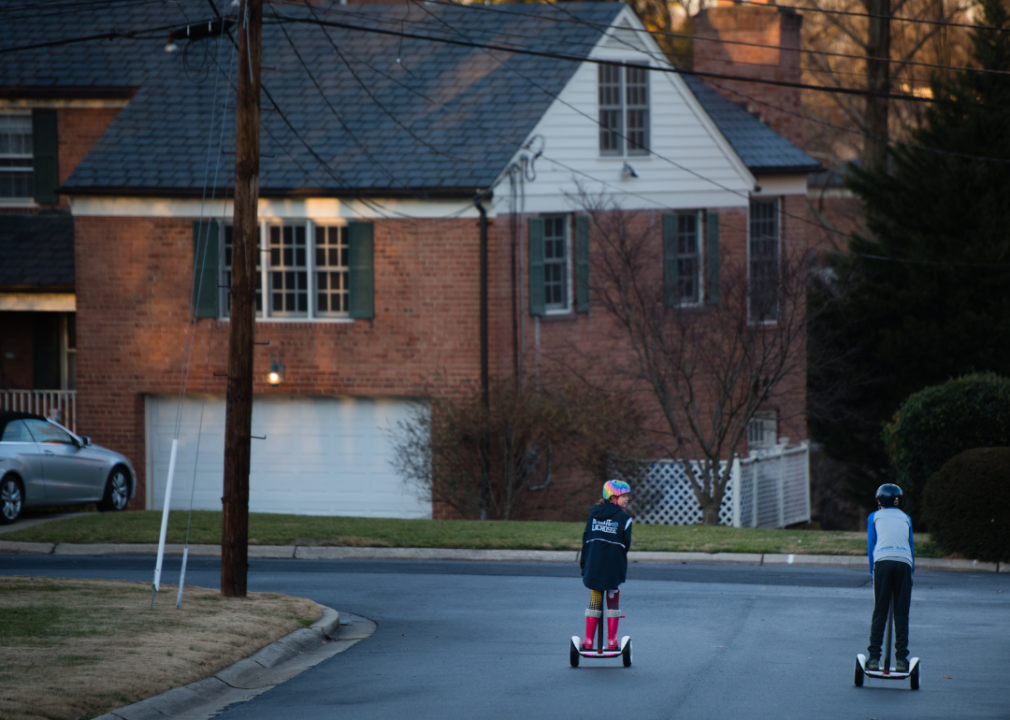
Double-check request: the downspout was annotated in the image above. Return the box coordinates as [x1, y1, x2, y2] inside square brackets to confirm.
[476, 194, 490, 520]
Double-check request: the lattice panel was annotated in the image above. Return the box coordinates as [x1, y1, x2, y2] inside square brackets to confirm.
[634, 461, 734, 526]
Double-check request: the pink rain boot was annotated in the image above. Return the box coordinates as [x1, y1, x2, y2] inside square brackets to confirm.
[606, 610, 622, 650]
[583, 609, 601, 650]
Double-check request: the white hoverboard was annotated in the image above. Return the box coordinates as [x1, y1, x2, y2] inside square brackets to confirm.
[854, 598, 920, 690]
[569, 611, 632, 667]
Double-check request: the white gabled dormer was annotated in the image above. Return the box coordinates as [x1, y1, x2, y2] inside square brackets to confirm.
[494, 6, 755, 216]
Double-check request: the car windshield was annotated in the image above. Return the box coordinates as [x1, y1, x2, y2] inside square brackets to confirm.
[23, 418, 75, 445]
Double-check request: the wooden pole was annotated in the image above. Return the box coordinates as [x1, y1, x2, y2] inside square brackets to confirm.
[862, 0, 891, 173]
[221, 0, 261, 598]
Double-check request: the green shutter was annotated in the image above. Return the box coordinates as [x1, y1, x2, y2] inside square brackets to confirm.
[705, 212, 720, 305]
[528, 217, 545, 317]
[575, 215, 590, 313]
[663, 213, 678, 308]
[32, 109, 59, 205]
[348, 221, 374, 319]
[193, 221, 220, 318]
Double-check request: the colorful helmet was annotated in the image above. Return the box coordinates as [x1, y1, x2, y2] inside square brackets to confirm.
[603, 479, 631, 500]
[875, 483, 902, 507]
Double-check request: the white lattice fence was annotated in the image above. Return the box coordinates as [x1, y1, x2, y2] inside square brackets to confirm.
[633, 460, 736, 526]
[634, 443, 810, 528]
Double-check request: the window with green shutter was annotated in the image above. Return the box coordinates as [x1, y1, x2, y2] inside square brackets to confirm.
[705, 212, 720, 305]
[192, 221, 220, 318]
[575, 215, 590, 313]
[348, 221, 374, 319]
[31, 109, 58, 204]
[662, 213, 678, 307]
[528, 217, 545, 316]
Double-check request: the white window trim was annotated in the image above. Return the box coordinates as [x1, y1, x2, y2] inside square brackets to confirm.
[746, 196, 782, 325]
[597, 61, 651, 159]
[220, 218, 355, 324]
[544, 214, 573, 315]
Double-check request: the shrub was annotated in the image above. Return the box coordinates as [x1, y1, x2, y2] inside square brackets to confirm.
[883, 373, 1010, 523]
[389, 374, 643, 521]
[923, 447, 1010, 563]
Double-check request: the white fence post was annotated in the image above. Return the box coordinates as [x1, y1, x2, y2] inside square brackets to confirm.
[731, 457, 741, 528]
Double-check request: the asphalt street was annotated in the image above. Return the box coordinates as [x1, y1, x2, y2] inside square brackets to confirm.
[3, 555, 1008, 720]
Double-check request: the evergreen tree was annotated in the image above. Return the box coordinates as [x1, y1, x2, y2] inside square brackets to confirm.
[809, 0, 1010, 516]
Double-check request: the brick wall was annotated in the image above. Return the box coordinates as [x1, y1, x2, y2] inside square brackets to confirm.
[693, 4, 803, 148]
[73, 215, 485, 508]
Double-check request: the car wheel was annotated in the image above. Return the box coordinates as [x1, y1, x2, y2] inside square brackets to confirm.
[97, 467, 130, 512]
[0, 475, 24, 524]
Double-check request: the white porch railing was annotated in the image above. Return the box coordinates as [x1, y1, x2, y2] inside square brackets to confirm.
[633, 442, 811, 528]
[0, 390, 77, 433]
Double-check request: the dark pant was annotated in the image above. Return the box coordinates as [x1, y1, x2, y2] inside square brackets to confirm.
[868, 559, 913, 660]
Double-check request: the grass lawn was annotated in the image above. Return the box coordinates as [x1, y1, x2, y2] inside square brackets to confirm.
[1, 510, 946, 557]
[0, 576, 319, 720]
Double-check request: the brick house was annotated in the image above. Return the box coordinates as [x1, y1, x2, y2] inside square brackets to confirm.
[0, 1, 817, 520]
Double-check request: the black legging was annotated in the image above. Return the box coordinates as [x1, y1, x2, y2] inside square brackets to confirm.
[868, 559, 913, 661]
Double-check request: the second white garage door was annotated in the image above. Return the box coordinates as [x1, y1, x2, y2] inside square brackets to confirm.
[145, 394, 430, 518]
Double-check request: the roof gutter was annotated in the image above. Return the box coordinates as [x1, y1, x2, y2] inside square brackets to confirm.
[56, 185, 487, 201]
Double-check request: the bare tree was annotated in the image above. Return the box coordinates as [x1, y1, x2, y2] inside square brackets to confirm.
[584, 198, 811, 525]
[390, 374, 642, 521]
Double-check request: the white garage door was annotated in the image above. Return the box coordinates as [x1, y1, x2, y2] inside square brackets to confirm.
[145, 394, 430, 518]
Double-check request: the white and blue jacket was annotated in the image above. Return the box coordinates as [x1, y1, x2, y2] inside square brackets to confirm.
[867, 507, 915, 576]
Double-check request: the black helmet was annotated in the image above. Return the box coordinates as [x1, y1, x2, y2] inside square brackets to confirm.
[875, 483, 903, 508]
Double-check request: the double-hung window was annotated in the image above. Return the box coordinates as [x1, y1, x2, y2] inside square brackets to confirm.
[0, 114, 33, 200]
[598, 63, 650, 157]
[676, 212, 701, 304]
[220, 221, 351, 321]
[749, 199, 780, 322]
[543, 215, 570, 312]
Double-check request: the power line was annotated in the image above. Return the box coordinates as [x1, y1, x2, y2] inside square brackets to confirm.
[271, 13, 1010, 109]
[732, 0, 1003, 33]
[424, 0, 1010, 79]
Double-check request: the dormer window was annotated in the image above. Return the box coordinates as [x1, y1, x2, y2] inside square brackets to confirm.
[598, 63, 650, 157]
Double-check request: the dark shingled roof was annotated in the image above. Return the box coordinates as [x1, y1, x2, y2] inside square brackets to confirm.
[683, 76, 819, 175]
[0, 215, 75, 288]
[0, 1, 622, 196]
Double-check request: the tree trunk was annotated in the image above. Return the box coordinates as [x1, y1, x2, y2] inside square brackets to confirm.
[221, 0, 261, 599]
[862, 0, 891, 172]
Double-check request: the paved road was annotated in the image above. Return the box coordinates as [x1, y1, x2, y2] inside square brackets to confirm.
[3, 555, 1008, 719]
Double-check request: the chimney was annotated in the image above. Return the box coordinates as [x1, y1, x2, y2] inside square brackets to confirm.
[692, 1, 803, 147]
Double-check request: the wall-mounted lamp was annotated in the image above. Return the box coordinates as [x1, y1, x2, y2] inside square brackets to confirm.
[268, 360, 285, 386]
[622, 162, 639, 179]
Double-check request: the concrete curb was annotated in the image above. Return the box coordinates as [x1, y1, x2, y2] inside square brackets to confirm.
[1, 539, 1004, 571]
[92, 605, 377, 720]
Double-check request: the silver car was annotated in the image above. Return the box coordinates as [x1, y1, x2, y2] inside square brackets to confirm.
[0, 411, 136, 524]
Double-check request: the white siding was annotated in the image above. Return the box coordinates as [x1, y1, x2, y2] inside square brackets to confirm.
[493, 9, 753, 216]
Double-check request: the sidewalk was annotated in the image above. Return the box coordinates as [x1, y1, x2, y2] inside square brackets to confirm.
[0, 540, 1003, 572]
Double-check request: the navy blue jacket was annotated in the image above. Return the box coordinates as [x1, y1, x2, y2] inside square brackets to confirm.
[580, 502, 633, 591]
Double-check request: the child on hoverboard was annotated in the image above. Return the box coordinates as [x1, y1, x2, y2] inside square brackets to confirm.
[866, 483, 915, 672]
[579, 480, 632, 651]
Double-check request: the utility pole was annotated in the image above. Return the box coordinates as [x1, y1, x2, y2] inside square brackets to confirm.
[221, 0, 261, 598]
[862, 0, 891, 172]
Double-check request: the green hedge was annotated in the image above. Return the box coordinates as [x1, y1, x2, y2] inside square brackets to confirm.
[884, 373, 1010, 524]
[923, 448, 1010, 563]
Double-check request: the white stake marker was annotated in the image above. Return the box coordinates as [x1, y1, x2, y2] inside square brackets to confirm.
[153, 438, 178, 593]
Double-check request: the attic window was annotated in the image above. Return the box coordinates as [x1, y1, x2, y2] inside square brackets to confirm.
[598, 63, 650, 157]
[0, 114, 33, 199]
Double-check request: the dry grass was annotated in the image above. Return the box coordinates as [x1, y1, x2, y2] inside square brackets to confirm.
[0, 576, 321, 720]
